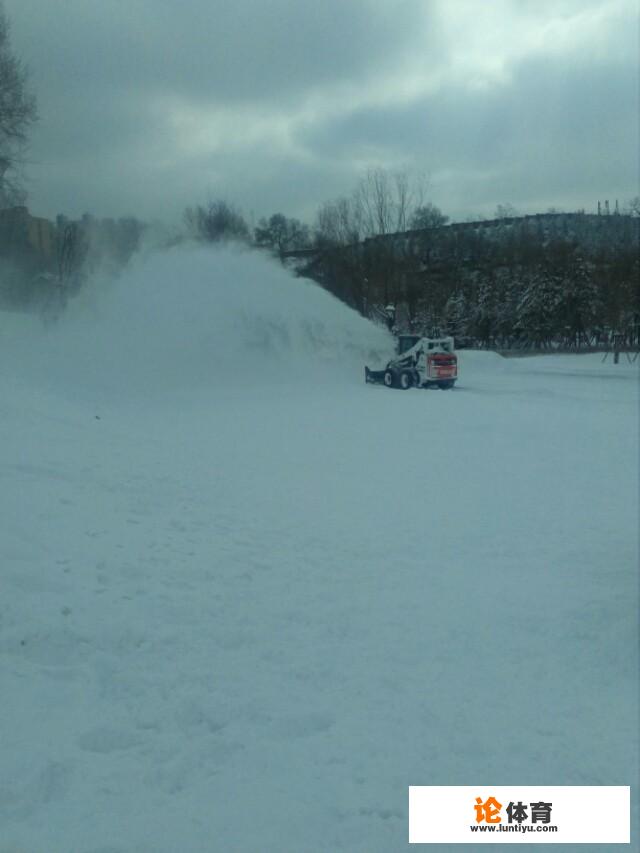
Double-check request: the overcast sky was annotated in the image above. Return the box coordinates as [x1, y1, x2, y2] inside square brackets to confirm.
[6, 0, 639, 225]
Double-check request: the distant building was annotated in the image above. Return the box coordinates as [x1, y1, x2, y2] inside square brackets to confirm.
[0, 206, 56, 265]
[0, 206, 58, 308]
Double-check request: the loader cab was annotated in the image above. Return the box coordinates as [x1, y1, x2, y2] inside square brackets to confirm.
[396, 335, 421, 355]
[424, 336, 454, 353]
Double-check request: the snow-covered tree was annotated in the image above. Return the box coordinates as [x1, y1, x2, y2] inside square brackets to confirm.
[469, 278, 497, 347]
[444, 291, 471, 343]
[516, 268, 563, 347]
[556, 255, 601, 346]
[492, 271, 521, 347]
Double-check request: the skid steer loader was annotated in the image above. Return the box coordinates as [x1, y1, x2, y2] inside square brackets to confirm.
[365, 334, 458, 390]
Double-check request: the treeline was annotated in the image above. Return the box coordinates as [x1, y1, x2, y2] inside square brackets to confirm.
[2, 164, 638, 350]
[183, 169, 449, 256]
[303, 208, 640, 349]
[181, 172, 639, 349]
[441, 247, 638, 350]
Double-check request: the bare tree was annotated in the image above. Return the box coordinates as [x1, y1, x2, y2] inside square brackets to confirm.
[392, 169, 422, 232]
[184, 199, 250, 244]
[0, 3, 37, 206]
[315, 168, 428, 247]
[314, 197, 361, 247]
[353, 168, 426, 236]
[56, 216, 88, 289]
[623, 196, 640, 217]
[494, 203, 519, 219]
[254, 213, 310, 259]
[354, 169, 390, 235]
[409, 202, 449, 230]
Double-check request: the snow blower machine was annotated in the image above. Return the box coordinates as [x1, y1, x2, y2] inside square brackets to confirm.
[365, 334, 458, 390]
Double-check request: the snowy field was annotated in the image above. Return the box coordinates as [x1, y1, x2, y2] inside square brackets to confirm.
[1, 247, 637, 853]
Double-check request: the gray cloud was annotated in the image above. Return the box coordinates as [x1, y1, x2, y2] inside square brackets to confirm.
[15, 1, 437, 103]
[299, 52, 637, 215]
[6, 0, 638, 224]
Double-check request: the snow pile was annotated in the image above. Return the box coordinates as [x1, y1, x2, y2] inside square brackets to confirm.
[0, 244, 392, 398]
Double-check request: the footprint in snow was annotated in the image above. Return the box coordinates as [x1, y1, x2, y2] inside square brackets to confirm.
[358, 805, 404, 821]
[270, 711, 335, 739]
[0, 760, 72, 820]
[77, 727, 141, 754]
[82, 849, 125, 853]
[17, 628, 89, 667]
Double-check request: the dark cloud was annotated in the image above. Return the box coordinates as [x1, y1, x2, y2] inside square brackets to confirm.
[297, 50, 637, 216]
[5, 0, 638, 223]
[14, 0, 437, 104]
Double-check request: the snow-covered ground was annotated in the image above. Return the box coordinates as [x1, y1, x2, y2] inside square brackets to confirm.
[1, 247, 637, 852]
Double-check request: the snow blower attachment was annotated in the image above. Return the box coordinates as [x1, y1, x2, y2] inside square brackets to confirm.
[365, 335, 458, 390]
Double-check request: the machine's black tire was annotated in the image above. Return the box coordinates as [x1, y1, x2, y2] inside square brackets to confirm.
[438, 380, 455, 389]
[398, 370, 413, 390]
[383, 370, 395, 388]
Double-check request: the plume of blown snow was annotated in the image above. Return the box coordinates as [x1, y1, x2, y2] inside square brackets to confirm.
[0, 244, 392, 401]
